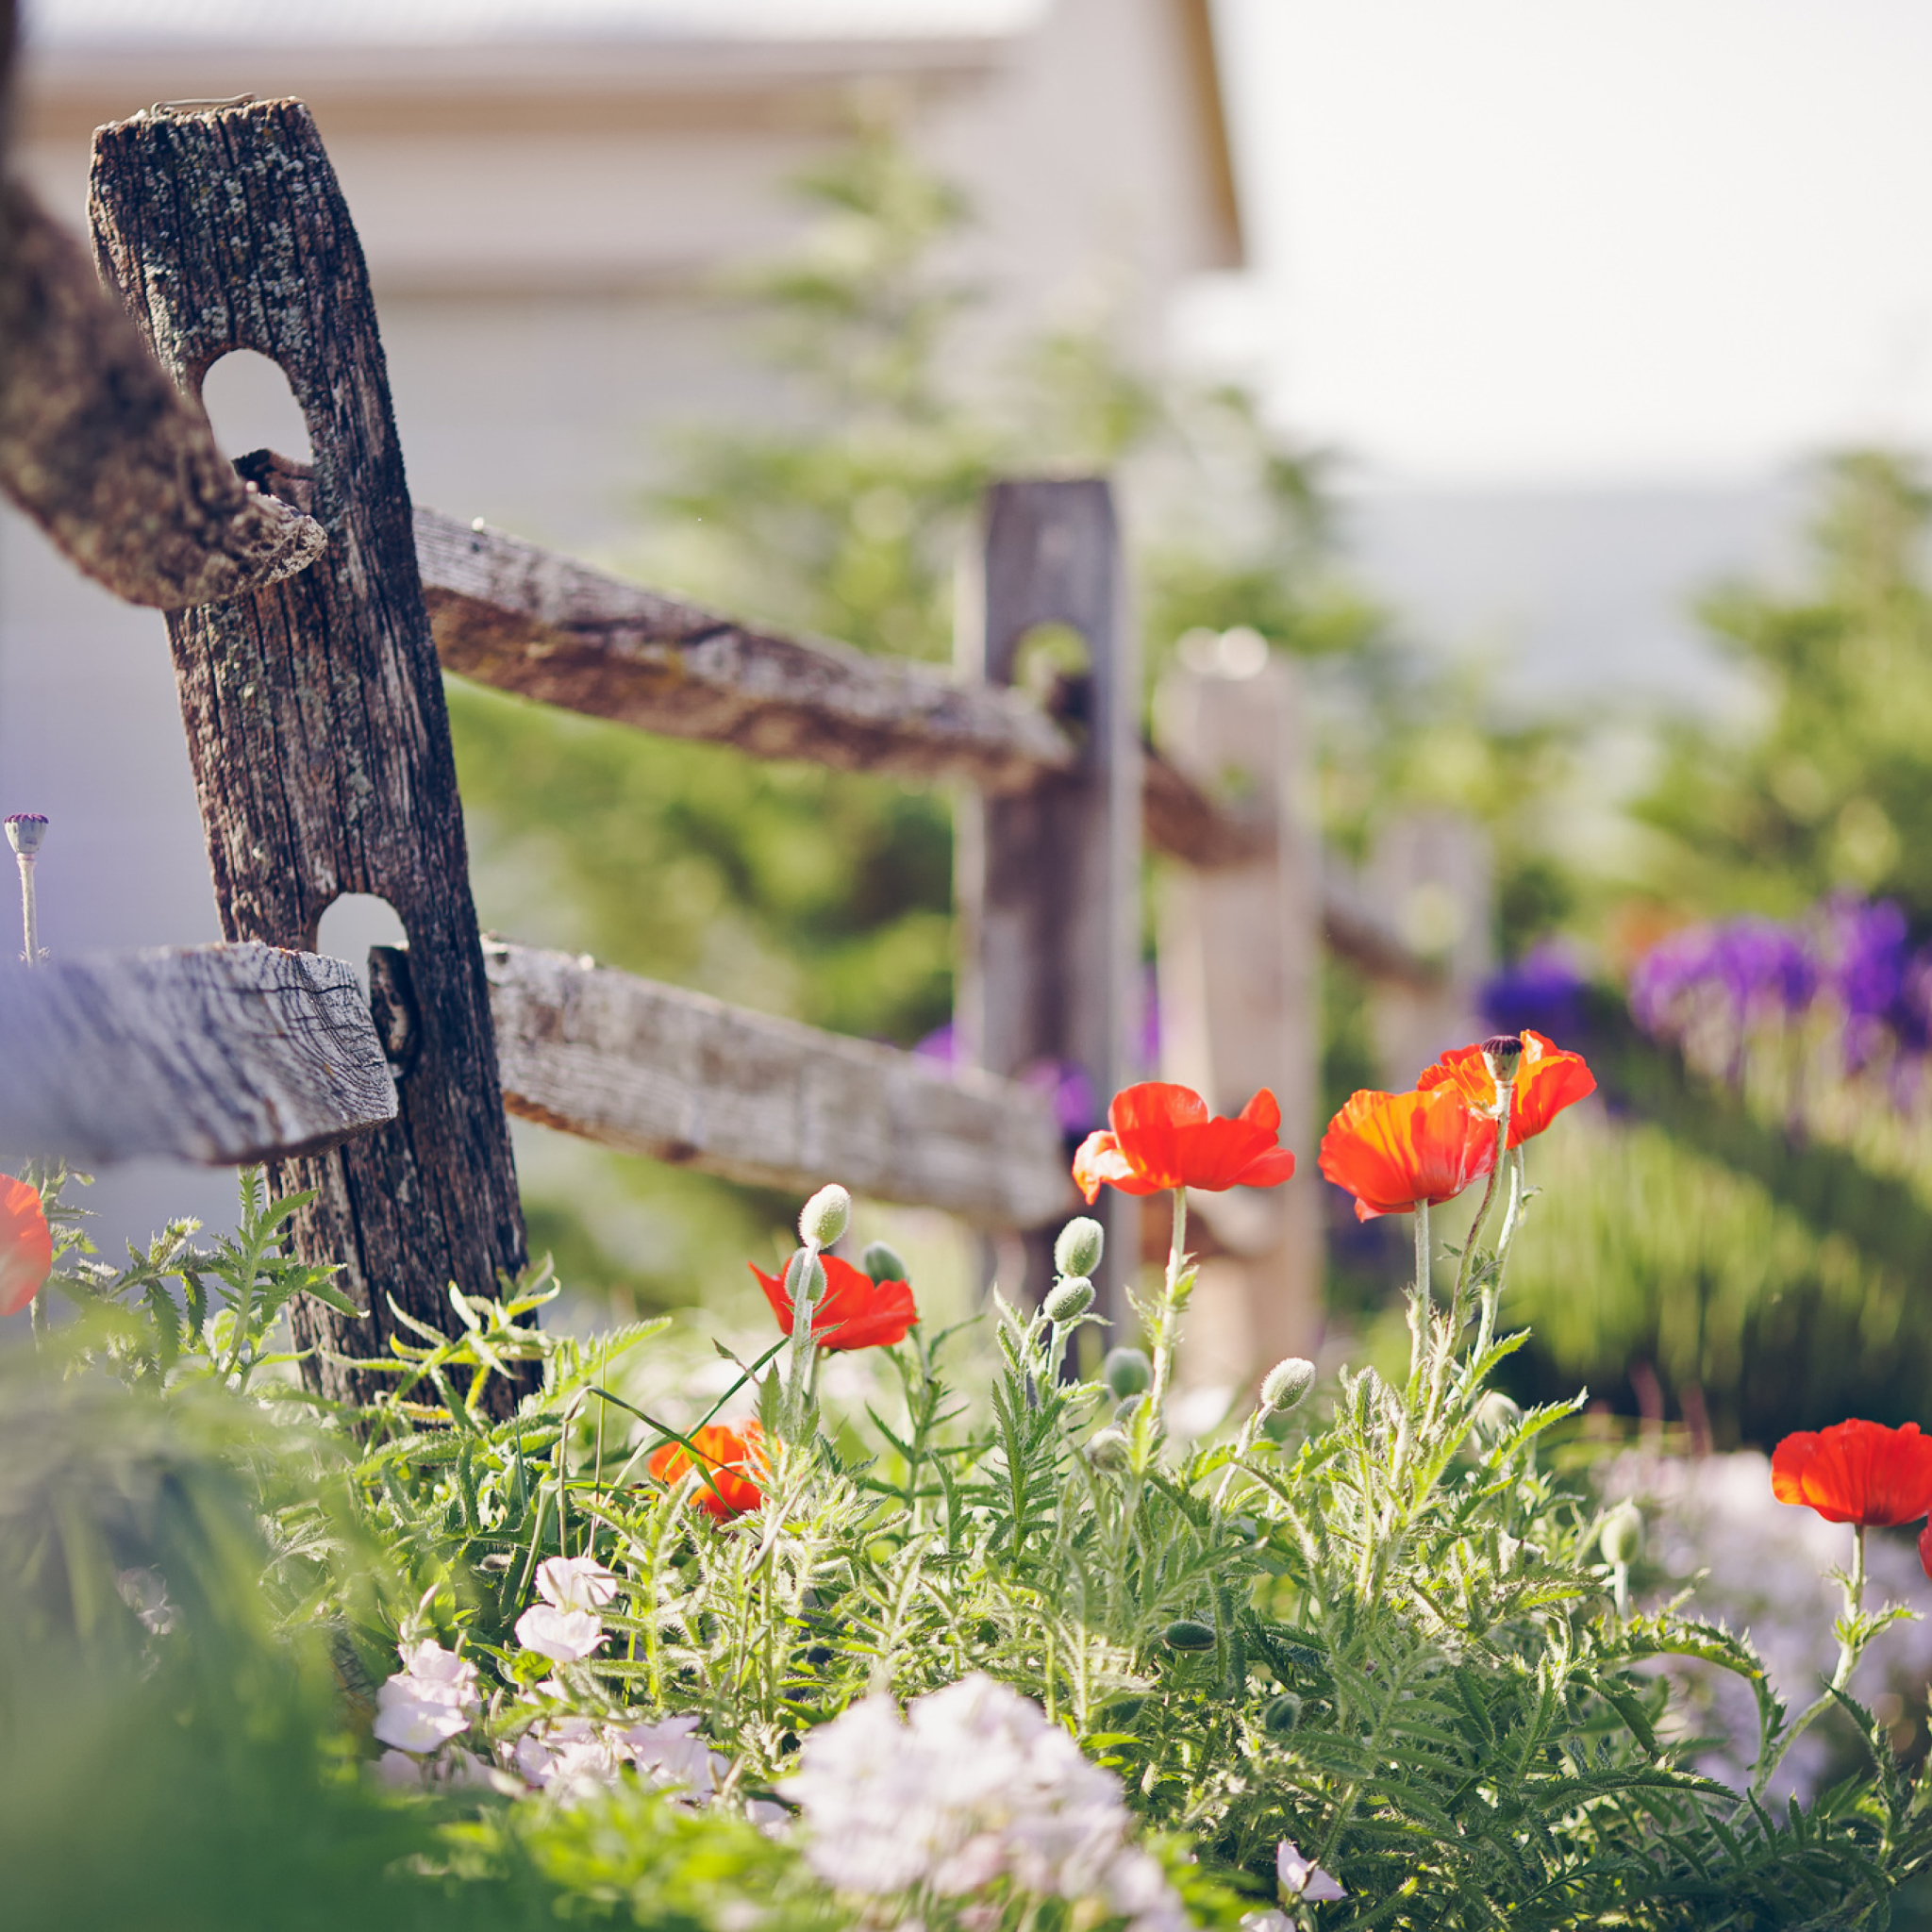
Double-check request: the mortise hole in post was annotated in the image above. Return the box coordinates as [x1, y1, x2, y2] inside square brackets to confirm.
[1008, 621, 1091, 714]
[316, 893, 408, 995]
[201, 347, 315, 465]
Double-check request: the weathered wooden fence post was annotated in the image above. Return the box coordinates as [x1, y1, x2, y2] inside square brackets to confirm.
[957, 479, 1141, 1313]
[1367, 811, 1494, 1087]
[1155, 653, 1323, 1387]
[89, 100, 528, 1407]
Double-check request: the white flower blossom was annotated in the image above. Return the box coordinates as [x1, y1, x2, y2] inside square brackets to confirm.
[624, 1714, 722, 1797]
[514, 1603, 608, 1662]
[533, 1555, 620, 1613]
[514, 1715, 629, 1796]
[373, 1638, 481, 1754]
[1276, 1840, 1346, 1904]
[780, 1674, 1191, 1932]
[515, 1557, 619, 1662]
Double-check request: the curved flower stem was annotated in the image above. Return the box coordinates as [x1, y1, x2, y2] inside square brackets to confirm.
[1407, 1198, 1431, 1387]
[1451, 1088, 1515, 1343]
[1147, 1186, 1188, 1426]
[1752, 1521, 1871, 1799]
[1832, 1524, 1866, 1691]
[1473, 1148, 1526, 1367]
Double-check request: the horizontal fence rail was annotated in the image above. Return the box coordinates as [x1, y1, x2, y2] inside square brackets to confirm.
[484, 940, 1074, 1226]
[416, 509, 1074, 794]
[413, 508, 1440, 991]
[0, 943, 396, 1164]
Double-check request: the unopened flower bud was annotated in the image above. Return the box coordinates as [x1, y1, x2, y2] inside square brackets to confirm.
[1480, 1031, 1524, 1088]
[798, 1184, 851, 1249]
[1473, 1391, 1523, 1446]
[5, 813, 48, 858]
[1600, 1499, 1644, 1568]
[1103, 1346, 1152, 1399]
[1163, 1619, 1216, 1653]
[1260, 1357, 1316, 1414]
[784, 1250, 827, 1305]
[859, 1240, 908, 1285]
[1054, 1216, 1105, 1280]
[1262, 1691, 1303, 1736]
[1087, 1425, 1130, 1470]
[1043, 1275, 1094, 1324]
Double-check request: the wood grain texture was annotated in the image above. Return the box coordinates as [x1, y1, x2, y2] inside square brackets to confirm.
[0, 175, 325, 608]
[0, 943, 395, 1165]
[485, 940, 1074, 1228]
[416, 508, 1074, 793]
[956, 480, 1141, 1310]
[90, 100, 529, 1410]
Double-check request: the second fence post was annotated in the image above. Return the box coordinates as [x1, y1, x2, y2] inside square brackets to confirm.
[956, 479, 1141, 1315]
[1155, 653, 1324, 1389]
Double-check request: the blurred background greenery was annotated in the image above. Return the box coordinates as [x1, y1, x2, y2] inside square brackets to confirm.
[450, 120, 1932, 1451]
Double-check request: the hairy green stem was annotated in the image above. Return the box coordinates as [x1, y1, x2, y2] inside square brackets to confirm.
[1147, 1187, 1189, 1425]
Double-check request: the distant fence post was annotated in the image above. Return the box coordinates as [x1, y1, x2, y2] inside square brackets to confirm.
[91, 101, 529, 1411]
[1366, 811, 1493, 1087]
[1154, 654, 1323, 1387]
[957, 479, 1141, 1315]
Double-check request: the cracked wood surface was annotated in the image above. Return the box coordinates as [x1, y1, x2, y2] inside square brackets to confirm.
[485, 940, 1075, 1228]
[0, 944, 396, 1165]
[91, 99, 529, 1410]
[0, 176, 325, 607]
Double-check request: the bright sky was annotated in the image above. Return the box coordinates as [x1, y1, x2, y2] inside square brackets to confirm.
[1210, 0, 1932, 487]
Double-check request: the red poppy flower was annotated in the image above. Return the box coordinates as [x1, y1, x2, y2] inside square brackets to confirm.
[648, 1421, 765, 1522]
[0, 1174, 52, 1317]
[1071, 1083, 1297, 1205]
[1416, 1030, 1596, 1149]
[1771, 1419, 1932, 1527]
[1317, 1085, 1498, 1224]
[750, 1255, 918, 1352]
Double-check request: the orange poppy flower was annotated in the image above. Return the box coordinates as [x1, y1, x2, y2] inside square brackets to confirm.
[1072, 1083, 1297, 1205]
[750, 1254, 918, 1352]
[0, 1174, 52, 1317]
[1317, 1085, 1497, 1224]
[648, 1421, 765, 1522]
[1416, 1030, 1596, 1149]
[1772, 1419, 1932, 1527]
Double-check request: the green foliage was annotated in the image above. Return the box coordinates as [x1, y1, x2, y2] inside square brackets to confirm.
[1639, 451, 1932, 919]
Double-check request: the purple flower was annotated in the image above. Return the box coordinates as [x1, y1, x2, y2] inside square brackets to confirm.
[1483, 941, 1588, 1041]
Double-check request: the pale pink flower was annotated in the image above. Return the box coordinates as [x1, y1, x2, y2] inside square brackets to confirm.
[1277, 1840, 1346, 1903]
[514, 1603, 608, 1662]
[533, 1555, 620, 1612]
[624, 1714, 721, 1796]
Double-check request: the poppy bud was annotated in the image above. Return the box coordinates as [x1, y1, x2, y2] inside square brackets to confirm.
[1043, 1275, 1094, 1324]
[1480, 1032, 1524, 1088]
[1163, 1619, 1215, 1653]
[1087, 1425, 1130, 1470]
[859, 1240, 908, 1285]
[1919, 1522, 1932, 1584]
[4, 813, 48, 857]
[1474, 1391, 1523, 1445]
[1055, 1216, 1106, 1279]
[798, 1185, 851, 1249]
[1262, 1691, 1303, 1736]
[1600, 1500, 1644, 1567]
[783, 1251, 826, 1305]
[1259, 1357, 1316, 1414]
[1104, 1346, 1152, 1399]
